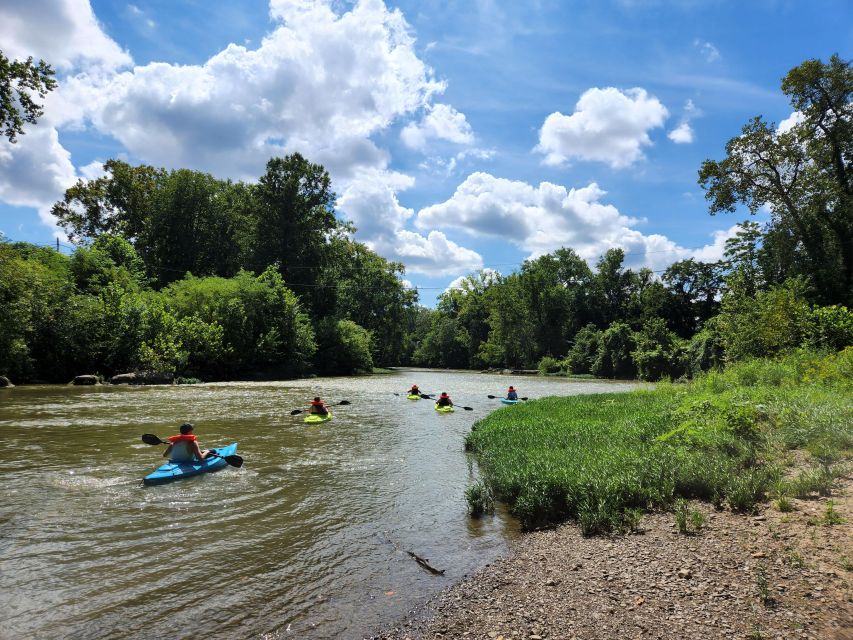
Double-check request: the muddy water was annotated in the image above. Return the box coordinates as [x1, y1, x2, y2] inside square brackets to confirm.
[0, 370, 637, 638]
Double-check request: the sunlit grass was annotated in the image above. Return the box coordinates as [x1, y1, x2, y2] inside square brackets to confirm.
[466, 351, 853, 532]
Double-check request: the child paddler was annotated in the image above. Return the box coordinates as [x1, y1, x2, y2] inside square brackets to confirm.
[435, 392, 453, 407]
[163, 423, 210, 462]
[308, 397, 330, 416]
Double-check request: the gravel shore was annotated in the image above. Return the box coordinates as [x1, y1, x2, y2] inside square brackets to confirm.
[374, 476, 852, 640]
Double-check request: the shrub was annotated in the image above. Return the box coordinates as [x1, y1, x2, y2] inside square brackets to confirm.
[591, 322, 636, 379]
[465, 481, 495, 517]
[563, 324, 602, 374]
[537, 355, 562, 374]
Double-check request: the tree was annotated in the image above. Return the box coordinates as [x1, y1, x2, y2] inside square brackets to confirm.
[699, 54, 853, 306]
[662, 258, 724, 336]
[251, 153, 339, 311]
[0, 50, 57, 143]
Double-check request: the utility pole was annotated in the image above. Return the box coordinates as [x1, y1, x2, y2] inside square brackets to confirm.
[56, 238, 59, 252]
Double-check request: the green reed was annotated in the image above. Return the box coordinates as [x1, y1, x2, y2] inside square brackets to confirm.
[465, 351, 852, 532]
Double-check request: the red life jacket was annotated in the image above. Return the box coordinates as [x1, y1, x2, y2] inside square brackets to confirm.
[310, 400, 325, 406]
[168, 434, 198, 443]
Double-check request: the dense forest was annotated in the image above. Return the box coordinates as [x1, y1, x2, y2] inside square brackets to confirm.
[1, 55, 851, 383]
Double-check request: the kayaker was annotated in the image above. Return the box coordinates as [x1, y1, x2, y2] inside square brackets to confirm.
[163, 423, 210, 462]
[506, 386, 518, 401]
[409, 384, 421, 396]
[435, 392, 453, 408]
[308, 397, 329, 416]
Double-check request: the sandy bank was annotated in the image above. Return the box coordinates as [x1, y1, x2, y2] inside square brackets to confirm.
[374, 476, 852, 640]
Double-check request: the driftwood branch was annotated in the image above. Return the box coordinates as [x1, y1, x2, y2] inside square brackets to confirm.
[405, 550, 445, 575]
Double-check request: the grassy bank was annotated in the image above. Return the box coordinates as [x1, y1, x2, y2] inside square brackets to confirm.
[465, 349, 853, 533]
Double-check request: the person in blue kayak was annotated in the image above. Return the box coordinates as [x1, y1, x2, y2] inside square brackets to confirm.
[163, 423, 210, 462]
[435, 392, 453, 407]
[409, 384, 421, 396]
[308, 397, 329, 416]
[506, 386, 518, 401]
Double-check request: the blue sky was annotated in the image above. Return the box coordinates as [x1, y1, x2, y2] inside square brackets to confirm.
[1, 0, 851, 304]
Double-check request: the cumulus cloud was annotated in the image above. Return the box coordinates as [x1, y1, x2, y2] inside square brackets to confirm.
[0, 0, 131, 70]
[0, 126, 78, 232]
[416, 172, 736, 272]
[667, 100, 699, 144]
[535, 87, 668, 168]
[0, 0, 488, 276]
[336, 169, 482, 276]
[668, 122, 694, 144]
[401, 103, 474, 150]
[446, 267, 500, 292]
[778, 111, 804, 134]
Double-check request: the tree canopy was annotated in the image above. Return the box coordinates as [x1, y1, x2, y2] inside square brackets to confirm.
[0, 50, 57, 143]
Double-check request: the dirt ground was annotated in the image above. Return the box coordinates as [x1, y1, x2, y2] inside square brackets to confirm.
[374, 474, 852, 640]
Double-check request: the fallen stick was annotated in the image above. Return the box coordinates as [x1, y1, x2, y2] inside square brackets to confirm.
[406, 550, 445, 575]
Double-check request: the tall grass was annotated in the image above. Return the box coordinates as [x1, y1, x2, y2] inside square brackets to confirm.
[465, 350, 853, 532]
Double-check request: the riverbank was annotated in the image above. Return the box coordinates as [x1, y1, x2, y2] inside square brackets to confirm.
[376, 474, 852, 640]
[376, 350, 853, 639]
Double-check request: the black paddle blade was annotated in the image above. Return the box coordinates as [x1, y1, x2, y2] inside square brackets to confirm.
[521, 397, 529, 401]
[462, 406, 474, 411]
[142, 433, 165, 445]
[337, 400, 351, 405]
[290, 409, 303, 415]
[223, 454, 244, 468]
[487, 395, 497, 399]
[419, 394, 433, 399]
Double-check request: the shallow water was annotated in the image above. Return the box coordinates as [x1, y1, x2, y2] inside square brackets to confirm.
[0, 370, 637, 638]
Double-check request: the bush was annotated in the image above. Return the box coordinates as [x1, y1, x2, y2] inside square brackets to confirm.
[808, 305, 853, 351]
[591, 322, 636, 379]
[314, 318, 374, 375]
[632, 317, 688, 381]
[563, 324, 602, 374]
[537, 355, 562, 374]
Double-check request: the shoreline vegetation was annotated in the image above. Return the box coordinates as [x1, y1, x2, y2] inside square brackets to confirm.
[465, 350, 852, 532]
[377, 351, 852, 639]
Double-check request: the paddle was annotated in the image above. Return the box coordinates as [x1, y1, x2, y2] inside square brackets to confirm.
[487, 394, 529, 401]
[289, 400, 351, 416]
[141, 434, 244, 468]
[393, 392, 434, 399]
[436, 403, 474, 411]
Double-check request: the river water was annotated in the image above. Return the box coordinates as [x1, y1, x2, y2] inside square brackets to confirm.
[0, 370, 637, 639]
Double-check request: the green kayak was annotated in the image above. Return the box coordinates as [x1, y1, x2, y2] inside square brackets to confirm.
[407, 394, 421, 400]
[304, 411, 332, 424]
[434, 404, 454, 413]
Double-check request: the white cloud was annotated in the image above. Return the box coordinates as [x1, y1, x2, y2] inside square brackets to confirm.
[0, 126, 78, 233]
[694, 39, 720, 63]
[401, 103, 474, 150]
[535, 87, 668, 168]
[415, 172, 737, 272]
[63, 0, 445, 181]
[336, 169, 482, 276]
[0, 0, 132, 71]
[691, 224, 742, 263]
[668, 99, 699, 144]
[778, 111, 804, 134]
[668, 121, 694, 144]
[445, 267, 500, 292]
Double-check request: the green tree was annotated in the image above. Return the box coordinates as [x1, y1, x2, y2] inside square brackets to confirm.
[314, 318, 374, 374]
[662, 259, 724, 336]
[0, 50, 57, 143]
[632, 317, 688, 381]
[251, 154, 339, 311]
[699, 54, 853, 305]
[592, 322, 637, 379]
[563, 324, 602, 374]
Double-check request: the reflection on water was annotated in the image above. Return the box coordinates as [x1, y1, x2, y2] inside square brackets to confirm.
[0, 370, 637, 638]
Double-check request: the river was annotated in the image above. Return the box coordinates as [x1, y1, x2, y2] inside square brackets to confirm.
[0, 369, 637, 639]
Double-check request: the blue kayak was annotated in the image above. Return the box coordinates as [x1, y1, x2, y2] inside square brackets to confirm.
[500, 398, 520, 405]
[143, 443, 238, 486]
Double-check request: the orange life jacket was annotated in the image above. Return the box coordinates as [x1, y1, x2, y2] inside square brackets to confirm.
[167, 434, 198, 443]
